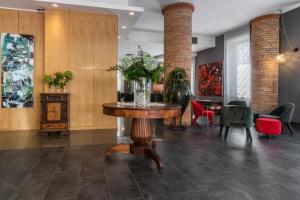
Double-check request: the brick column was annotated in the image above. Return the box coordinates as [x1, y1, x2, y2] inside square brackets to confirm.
[162, 2, 194, 126]
[250, 14, 280, 113]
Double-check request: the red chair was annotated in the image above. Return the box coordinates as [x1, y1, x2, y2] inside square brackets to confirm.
[191, 100, 215, 127]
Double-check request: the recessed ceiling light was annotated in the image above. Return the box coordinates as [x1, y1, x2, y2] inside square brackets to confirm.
[117, 36, 121, 39]
[52, 3, 58, 7]
[122, 26, 127, 29]
[129, 12, 135, 16]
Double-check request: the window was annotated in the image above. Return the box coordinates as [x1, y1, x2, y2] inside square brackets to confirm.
[236, 41, 251, 99]
[225, 26, 251, 104]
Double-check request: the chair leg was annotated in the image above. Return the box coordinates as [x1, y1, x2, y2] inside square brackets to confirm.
[192, 115, 199, 125]
[224, 127, 229, 140]
[219, 125, 223, 137]
[246, 128, 252, 143]
[286, 123, 295, 135]
[209, 116, 214, 127]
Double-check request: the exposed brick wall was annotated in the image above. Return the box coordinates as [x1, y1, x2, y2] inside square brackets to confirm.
[163, 2, 194, 126]
[250, 14, 280, 113]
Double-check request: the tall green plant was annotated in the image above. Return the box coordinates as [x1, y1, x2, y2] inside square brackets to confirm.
[165, 67, 191, 102]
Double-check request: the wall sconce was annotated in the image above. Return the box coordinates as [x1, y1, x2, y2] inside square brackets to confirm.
[276, 54, 287, 63]
[277, 10, 299, 63]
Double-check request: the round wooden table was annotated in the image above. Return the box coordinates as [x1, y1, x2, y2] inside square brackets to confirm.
[102, 102, 181, 169]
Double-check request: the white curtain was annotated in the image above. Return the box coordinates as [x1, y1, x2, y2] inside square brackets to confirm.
[224, 25, 251, 105]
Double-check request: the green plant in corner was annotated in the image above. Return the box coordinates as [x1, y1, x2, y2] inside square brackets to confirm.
[165, 67, 191, 103]
[164, 67, 191, 129]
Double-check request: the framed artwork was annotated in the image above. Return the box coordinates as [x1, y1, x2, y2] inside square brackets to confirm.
[1, 33, 34, 108]
[198, 61, 223, 96]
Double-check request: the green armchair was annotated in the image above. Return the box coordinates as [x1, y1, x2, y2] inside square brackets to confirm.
[221, 105, 253, 143]
[219, 100, 247, 136]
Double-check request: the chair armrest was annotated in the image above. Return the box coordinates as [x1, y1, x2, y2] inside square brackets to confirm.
[259, 114, 280, 119]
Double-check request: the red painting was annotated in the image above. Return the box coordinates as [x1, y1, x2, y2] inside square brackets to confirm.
[198, 61, 223, 96]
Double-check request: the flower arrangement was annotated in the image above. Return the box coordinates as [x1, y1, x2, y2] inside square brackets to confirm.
[107, 47, 165, 105]
[44, 70, 73, 92]
[107, 47, 165, 84]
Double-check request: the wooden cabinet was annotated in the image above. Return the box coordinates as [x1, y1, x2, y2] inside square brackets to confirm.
[40, 93, 70, 135]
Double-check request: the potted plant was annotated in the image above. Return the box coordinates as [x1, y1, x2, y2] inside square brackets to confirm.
[165, 67, 191, 128]
[108, 47, 165, 106]
[44, 75, 55, 92]
[44, 70, 73, 93]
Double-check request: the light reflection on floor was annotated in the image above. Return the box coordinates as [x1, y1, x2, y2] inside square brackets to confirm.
[0, 119, 164, 150]
[0, 129, 117, 150]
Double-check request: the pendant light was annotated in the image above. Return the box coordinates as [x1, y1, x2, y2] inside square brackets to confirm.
[276, 9, 299, 63]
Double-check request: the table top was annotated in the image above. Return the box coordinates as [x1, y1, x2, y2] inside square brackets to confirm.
[102, 102, 181, 119]
[195, 99, 223, 103]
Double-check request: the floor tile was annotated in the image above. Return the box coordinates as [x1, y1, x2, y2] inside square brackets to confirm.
[44, 171, 79, 200]
[158, 166, 199, 193]
[77, 176, 109, 200]
[107, 172, 143, 200]
[135, 173, 177, 200]
[176, 191, 212, 200]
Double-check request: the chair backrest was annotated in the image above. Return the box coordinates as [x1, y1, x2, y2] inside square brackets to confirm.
[191, 100, 205, 115]
[222, 105, 253, 128]
[270, 103, 295, 123]
[228, 100, 247, 107]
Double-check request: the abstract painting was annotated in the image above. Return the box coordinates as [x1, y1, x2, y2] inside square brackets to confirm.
[198, 61, 223, 96]
[1, 33, 34, 108]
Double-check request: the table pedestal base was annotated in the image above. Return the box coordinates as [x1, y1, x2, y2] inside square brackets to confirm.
[104, 118, 164, 169]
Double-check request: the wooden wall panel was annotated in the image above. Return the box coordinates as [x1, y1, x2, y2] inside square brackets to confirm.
[46, 9, 118, 130]
[0, 9, 45, 131]
[69, 11, 95, 69]
[93, 13, 118, 128]
[94, 14, 118, 69]
[0, 9, 18, 33]
[0, 8, 117, 131]
[45, 9, 69, 76]
[94, 69, 117, 128]
[69, 69, 94, 128]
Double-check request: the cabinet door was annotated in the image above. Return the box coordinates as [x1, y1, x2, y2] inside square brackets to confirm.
[47, 103, 62, 121]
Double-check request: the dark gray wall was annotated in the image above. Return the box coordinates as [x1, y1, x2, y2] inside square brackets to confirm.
[195, 35, 224, 101]
[279, 7, 300, 123]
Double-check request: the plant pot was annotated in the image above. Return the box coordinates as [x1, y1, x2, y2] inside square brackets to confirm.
[54, 87, 62, 93]
[49, 86, 55, 93]
[165, 78, 191, 127]
[133, 78, 151, 106]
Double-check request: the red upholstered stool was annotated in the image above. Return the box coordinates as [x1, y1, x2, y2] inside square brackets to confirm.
[255, 118, 282, 136]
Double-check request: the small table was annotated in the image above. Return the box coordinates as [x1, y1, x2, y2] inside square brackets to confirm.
[102, 102, 181, 169]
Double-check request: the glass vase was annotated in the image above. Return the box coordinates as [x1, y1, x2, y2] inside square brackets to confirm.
[49, 86, 55, 93]
[55, 87, 61, 93]
[134, 78, 151, 106]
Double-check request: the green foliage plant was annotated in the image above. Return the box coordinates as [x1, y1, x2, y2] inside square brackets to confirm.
[44, 70, 73, 89]
[107, 47, 165, 84]
[165, 67, 191, 103]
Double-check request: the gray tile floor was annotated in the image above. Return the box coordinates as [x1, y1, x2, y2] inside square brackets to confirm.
[1, 124, 300, 200]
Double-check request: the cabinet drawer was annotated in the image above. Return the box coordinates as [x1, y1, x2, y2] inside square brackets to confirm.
[40, 94, 69, 102]
[42, 123, 66, 129]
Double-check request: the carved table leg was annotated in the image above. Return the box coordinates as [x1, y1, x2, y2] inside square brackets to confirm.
[105, 143, 130, 157]
[145, 147, 164, 169]
[104, 118, 164, 169]
[131, 118, 152, 144]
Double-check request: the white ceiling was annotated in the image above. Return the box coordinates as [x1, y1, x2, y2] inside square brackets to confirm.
[1, 0, 300, 59]
[129, 0, 300, 35]
[125, 0, 300, 58]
